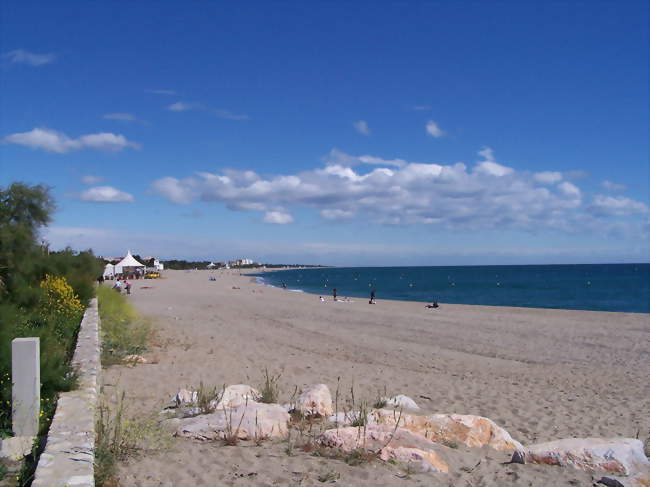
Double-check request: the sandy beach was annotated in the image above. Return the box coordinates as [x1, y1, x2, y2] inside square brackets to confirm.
[103, 269, 650, 486]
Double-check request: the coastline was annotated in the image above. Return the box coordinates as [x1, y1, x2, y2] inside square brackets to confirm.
[244, 267, 650, 315]
[105, 269, 650, 486]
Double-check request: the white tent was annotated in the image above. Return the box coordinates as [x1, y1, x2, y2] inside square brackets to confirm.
[103, 263, 115, 278]
[114, 250, 145, 275]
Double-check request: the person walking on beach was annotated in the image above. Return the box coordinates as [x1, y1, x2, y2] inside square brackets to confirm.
[125, 280, 132, 295]
[369, 289, 376, 304]
[332, 288, 337, 301]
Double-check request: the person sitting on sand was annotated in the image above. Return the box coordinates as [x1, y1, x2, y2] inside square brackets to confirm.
[319, 296, 325, 302]
[112, 279, 122, 293]
[425, 299, 439, 309]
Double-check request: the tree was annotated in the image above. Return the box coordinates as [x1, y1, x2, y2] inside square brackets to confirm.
[0, 183, 55, 302]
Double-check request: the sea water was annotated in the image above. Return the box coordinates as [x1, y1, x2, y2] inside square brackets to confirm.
[251, 264, 650, 313]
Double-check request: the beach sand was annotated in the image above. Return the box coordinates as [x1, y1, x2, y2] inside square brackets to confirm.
[103, 270, 649, 486]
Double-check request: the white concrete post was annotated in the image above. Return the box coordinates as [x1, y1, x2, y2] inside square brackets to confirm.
[12, 337, 40, 437]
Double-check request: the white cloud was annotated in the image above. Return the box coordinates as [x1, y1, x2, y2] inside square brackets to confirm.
[166, 103, 248, 120]
[81, 175, 103, 185]
[589, 195, 648, 216]
[412, 105, 431, 111]
[263, 210, 293, 224]
[2, 128, 140, 153]
[151, 148, 614, 232]
[79, 186, 134, 203]
[213, 109, 249, 120]
[5, 49, 56, 66]
[167, 102, 195, 112]
[534, 171, 563, 184]
[425, 120, 444, 138]
[103, 113, 136, 121]
[474, 148, 514, 177]
[602, 180, 627, 192]
[353, 120, 371, 136]
[151, 176, 196, 204]
[147, 89, 176, 95]
[557, 181, 581, 198]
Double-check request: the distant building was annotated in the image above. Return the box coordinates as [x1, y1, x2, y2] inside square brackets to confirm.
[228, 258, 257, 267]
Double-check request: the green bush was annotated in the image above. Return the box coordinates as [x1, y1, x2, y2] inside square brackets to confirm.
[0, 183, 102, 437]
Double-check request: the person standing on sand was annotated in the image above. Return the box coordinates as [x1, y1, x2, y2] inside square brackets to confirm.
[369, 289, 376, 304]
[332, 288, 337, 301]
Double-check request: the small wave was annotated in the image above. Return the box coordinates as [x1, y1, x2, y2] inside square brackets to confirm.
[289, 289, 304, 293]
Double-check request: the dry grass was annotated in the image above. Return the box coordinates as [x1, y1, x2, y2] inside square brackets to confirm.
[95, 391, 171, 486]
[258, 368, 281, 404]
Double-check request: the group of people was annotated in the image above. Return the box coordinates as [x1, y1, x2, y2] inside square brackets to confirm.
[111, 278, 132, 295]
[320, 287, 439, 309]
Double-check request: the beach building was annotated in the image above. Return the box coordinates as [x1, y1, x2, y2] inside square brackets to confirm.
[144, 256, 165, 271]
[114, 250, 146, 276]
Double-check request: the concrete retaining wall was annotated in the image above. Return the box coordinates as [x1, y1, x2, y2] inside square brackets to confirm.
[32, 298, 100, 487]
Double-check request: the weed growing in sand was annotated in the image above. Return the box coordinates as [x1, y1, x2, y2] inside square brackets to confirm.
[284, 429, 294, 456]
[97, 286, 151, 366]
[317, 469, 340, 483]
[222, 403, 247, 446]
[196, 382, 222, 415]
[95, 391, 171, 485]
[258, 367, 281, 404]
[350, 401, 369, 428]
[372, 386, 388, 409]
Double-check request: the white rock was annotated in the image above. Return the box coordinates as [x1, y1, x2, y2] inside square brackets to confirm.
[383, 394, 419, 410]
[214, 384, 260, 409]
[295, 384, 333, 417]
[511, 437, 650, 477]
[170, 402, 289, 441]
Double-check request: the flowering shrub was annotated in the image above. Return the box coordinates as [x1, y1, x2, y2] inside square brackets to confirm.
[39, 274, 84, 320]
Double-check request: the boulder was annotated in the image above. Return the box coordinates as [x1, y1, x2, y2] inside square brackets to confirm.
[511, 438, 650, 477]
[295, 384, 333, 417]
[213, 384, 260, 410]
[370, 410, 523, 451]
[318, 425, 449, 473]
[383, 394, 419, 410]
[169, 402, 289, 441]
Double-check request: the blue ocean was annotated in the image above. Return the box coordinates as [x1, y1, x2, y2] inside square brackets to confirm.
[252, 264, 650, 313]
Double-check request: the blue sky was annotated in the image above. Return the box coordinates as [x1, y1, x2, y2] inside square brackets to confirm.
[1, 1, 648, 265]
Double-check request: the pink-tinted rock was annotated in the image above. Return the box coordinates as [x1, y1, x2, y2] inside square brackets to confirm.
[370, 409, 523, 451]
[296, 384, 333, 417]
[511, 438, 649, 477]
[169, 402, 289, 441]
[318, 425, 449, 474]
